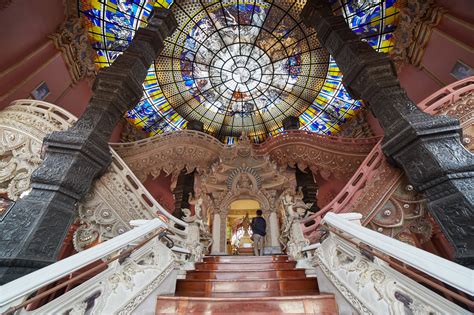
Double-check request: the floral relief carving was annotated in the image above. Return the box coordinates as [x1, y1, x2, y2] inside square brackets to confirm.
[390, 0, 446, 70]
[50, 17, 97, 83]
[0, 100, 77, 200]
[0, 100, 161, 251]
[314, 235, 462, 315]
[111, 129, 378, 183]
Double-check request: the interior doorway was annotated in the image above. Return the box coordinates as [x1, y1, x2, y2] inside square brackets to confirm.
[227, 199, 260, 255]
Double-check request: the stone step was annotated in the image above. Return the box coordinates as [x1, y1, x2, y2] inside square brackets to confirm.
[176, 278, 318, 294]
[156, 295, 338, 314]
[185, 269, 306, 280]
[194, 261, 296, 271]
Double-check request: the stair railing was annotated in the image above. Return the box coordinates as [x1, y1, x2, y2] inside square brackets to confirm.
[299, 213, 473, 314]
[0, 218, 182, 314]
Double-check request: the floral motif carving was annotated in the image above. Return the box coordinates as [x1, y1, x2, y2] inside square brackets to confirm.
[390, 0, 446, 70]
[0, 100, 76, 200]
[0, 100, 164, 251]
[111, 129, 378, 183]
[313, 234, 464, 314]
[50, 17, 97, 83]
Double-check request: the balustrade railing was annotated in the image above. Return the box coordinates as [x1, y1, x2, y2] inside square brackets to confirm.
[298, 213, 473, 314]
[418, 76, 473, 114]
[0, 219, 166, 313]
[0, 216, 200, 314]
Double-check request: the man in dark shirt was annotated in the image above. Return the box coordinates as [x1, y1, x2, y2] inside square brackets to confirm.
[251, 210, 266, 256]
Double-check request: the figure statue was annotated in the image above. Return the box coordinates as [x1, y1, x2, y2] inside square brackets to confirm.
[186, 194, 213, 253]
[279, 189, 312, 260]
[237, 173, 253, 190]
[188, 192, 204, 220]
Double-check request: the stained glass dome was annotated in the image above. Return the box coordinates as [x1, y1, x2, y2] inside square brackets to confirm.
[78, 0, 399, 143]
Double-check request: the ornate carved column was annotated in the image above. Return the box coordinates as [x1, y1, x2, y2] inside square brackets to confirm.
[219, 211, 228, 254]
[0, 8, 177, 284]
[210, 212, 221, 255]
[172, 170, 195, 222]
[268, 210, 281, 252]
[301, 1, 474, 267]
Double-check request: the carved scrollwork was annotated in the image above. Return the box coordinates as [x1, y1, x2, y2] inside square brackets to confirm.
[50, 17, 97, 83]
[0, 100, 163, 252]
[314, 235, 465, 314]
[0, 100, 76, 200]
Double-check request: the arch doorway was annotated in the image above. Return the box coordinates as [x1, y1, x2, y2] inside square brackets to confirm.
[228, 199, 260, 255]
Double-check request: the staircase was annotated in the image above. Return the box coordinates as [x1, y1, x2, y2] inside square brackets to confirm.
[156, 255, 337, 314]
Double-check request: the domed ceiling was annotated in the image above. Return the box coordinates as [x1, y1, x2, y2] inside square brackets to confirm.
[78, 0, 399, 143]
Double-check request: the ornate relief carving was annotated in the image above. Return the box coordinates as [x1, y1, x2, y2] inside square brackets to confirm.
[255, 131, 378, 180]
[111, 129, 379, 183]
[337, 111, 375, 138]
[390, 0, 446, 70]
[112, 131, 223, 182]
[50, 17, 97, 83]
[304, 88, 473, 249]
[34, 237, 177, 315]
[0, 100, 165, 252]
[0, 100, 77, 200]
[314, 235, 465, 315]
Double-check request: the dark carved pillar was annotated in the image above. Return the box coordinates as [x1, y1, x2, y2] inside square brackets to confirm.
[295, 168, 320, 215]
[282, 116, 300, 130]
[187, 120, 204, 132]
[0, 8, 177, 284]
[301, 0, 474, 267]
[172, 170, 195, 222]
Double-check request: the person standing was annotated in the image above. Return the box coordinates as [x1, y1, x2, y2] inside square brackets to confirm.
[251, 210, 266, 256]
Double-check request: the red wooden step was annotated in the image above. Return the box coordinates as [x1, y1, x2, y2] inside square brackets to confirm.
[173, 290, 322, 298]
[203, 255, 290, 263]
[185, 269, 306, 280]
[176, 278, 318, 294]
[194, 261, 296, 271]
[156, 295, 338, 314]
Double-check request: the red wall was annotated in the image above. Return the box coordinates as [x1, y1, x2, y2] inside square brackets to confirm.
[143, 173, 175, 214]
[0, 0, 92, 115]
[399, 3, 473, 104]
[315, 173, 348, 209]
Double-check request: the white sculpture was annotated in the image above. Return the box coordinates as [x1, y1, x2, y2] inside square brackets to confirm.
[188, 192, 203, 220]
[280, 188, 312, 260]
[186, 193, 213, 253]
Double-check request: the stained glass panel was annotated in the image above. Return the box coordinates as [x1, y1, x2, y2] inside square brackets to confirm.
[78, 0, 399, 142]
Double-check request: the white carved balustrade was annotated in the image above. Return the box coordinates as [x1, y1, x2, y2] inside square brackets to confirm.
[0, 99, 190, 251]
[299, 213, 473, 315]
[0, 218, 189, 314]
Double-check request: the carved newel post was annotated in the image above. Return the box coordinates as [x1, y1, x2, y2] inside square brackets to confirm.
[301, 0, 474, 267]
[0, 8, 177, 283]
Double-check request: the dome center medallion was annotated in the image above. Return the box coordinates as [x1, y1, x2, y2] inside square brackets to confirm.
[232, 67, 251, 83]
